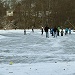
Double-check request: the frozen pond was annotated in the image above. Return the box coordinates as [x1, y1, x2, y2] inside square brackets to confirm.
[0, 29, 75, 75]
[0, 29, 75, 64]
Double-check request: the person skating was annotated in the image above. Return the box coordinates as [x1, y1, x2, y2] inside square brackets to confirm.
[24, 29, 26, 35]
[57, 27, 60, 36]
[65, 28, 68, 35]
[44, 25, 49, 38]
[50, 28, 54, 36]
[41, 26, 44, 35]
[69, 28, 71, 34]
[53, 26, 57, 37]
[61, 29, 64, 36]
[32, 26, 34, 32]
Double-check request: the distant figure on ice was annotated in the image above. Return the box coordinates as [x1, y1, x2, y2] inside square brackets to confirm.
[61, 29, 64, 36]
[41, 26, 44, 35]
[32, 26, 34, 32]
[44, 25, 49, 38]
[24, 29, 26, 35]
[57, 27, 60, 36]
[69, 28, 71, 34]
[50, 28, 54, 36]
[65, 28, 68, 35]
[53, 26, 57, 37]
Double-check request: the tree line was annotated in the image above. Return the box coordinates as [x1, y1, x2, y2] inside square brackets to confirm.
[0, 0, 75, 29]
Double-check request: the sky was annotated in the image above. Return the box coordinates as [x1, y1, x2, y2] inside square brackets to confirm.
[0, 29, 75, 75]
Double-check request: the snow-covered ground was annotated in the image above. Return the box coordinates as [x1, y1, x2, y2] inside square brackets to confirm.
[0, 29, 75, 75]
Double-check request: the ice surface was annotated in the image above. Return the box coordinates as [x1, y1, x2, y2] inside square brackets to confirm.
[0, 29, 75, 75]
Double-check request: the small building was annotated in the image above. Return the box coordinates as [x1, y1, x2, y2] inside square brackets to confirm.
[6, 10, 14, 21]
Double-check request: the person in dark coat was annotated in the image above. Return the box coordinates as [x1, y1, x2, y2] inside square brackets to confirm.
[50, 28, 54, 36]
[24, 29, 26, 35]
[44, 25, 49, 38]
[61, 29, 64, 36]
[69, 28, 71, 34]
[41, 26, 44, 35]
[53, 26, 57, 37]
[32, 26, 34, 32]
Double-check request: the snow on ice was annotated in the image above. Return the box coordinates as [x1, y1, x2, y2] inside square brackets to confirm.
[0, 29, 75, 75]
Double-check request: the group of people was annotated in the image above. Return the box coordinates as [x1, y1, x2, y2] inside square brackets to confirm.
[41, 25, 71, 38]
[24, 25, 71, 38]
